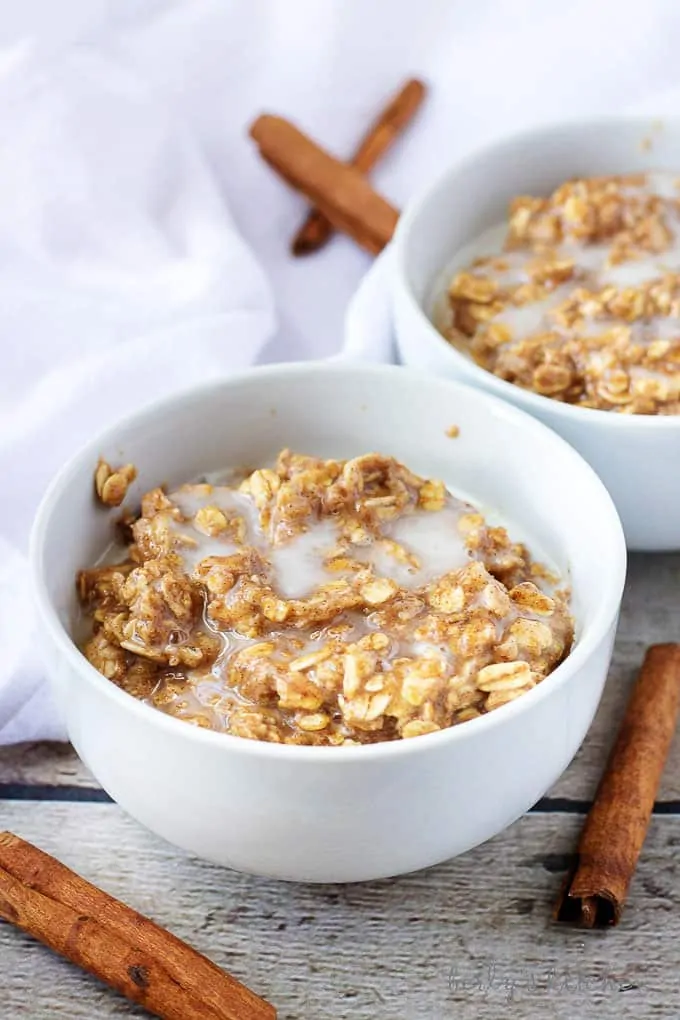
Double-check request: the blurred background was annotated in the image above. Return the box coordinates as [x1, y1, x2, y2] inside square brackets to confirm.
[3, 0, 680, 360]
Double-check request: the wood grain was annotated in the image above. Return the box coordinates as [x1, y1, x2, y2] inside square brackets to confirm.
[552, 551, 680, 803]
[0, 741, 95, 788]
[0, 804, 677, 1019]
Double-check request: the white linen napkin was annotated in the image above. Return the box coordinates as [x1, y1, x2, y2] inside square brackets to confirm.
[3, 0, 680, 745]
[0, 42, 275, 743]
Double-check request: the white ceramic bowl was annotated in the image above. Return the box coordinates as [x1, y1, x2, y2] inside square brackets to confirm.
[391, 115, 680, 551]
[30, 363, 625, 882]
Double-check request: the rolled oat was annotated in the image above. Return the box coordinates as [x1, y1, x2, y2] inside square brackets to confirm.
[78, 451, 573, 745]
[444, 172, 680, 413]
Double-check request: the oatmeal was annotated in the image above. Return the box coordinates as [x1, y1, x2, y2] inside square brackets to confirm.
[78, 451, 573, 745]
[443, 172, 680, 413]
[94, 459, 137, 507]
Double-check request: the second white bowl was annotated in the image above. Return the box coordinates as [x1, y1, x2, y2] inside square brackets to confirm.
[391, 116, 680, 551]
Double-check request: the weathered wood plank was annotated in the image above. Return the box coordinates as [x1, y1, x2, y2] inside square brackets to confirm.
[0, 803, 677, 1019]
[2, 554, 680, 804]
[0, 739, 95, 788]
[552, 551, 680, 802]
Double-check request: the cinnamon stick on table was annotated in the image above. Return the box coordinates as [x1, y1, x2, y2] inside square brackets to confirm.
[0, 832, 275, 1020]
[250, 114, 399, 255]
[291, 78, 426, 256]
[554, 644, 680, 928]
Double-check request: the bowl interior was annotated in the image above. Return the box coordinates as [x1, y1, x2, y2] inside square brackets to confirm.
[396, 116, 680, 327]
[34, 364, 624, 680]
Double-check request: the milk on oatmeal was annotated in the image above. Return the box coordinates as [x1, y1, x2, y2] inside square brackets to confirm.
[78, 451, 573, 745]
[442, 172, 680, 413]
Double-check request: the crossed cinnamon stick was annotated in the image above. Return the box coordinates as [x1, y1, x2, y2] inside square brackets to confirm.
[252, 77, 426, 256]
[291, 78, 425, 254]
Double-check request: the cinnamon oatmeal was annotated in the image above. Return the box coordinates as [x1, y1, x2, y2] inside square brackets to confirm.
[78, 451, 573, 745]
[443, 172, 680, 413]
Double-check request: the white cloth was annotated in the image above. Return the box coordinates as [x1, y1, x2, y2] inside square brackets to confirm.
[0, 38, 275, 743]
[3, 0, 680, 743]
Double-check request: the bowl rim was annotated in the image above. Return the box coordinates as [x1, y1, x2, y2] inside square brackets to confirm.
[392, 112, 680, 429]
[29, 360, 627, 762]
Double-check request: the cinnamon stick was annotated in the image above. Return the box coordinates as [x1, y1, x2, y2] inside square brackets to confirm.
[554, 644, 680, 927]
[0, 832, 275, 1020]
[291, 78, 425, 256]
[250, 114, 399, 254]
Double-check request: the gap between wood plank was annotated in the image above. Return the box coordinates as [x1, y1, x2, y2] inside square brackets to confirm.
[0, 784, 113, 802]
[3, 784, 680, 815]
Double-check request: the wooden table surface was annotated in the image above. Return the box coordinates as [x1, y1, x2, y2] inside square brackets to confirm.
[2, 553, 680, 1019]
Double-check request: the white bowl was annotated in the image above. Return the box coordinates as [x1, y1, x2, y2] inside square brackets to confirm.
[30, 363, 625, 882]
[391, 115, 680, 551]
